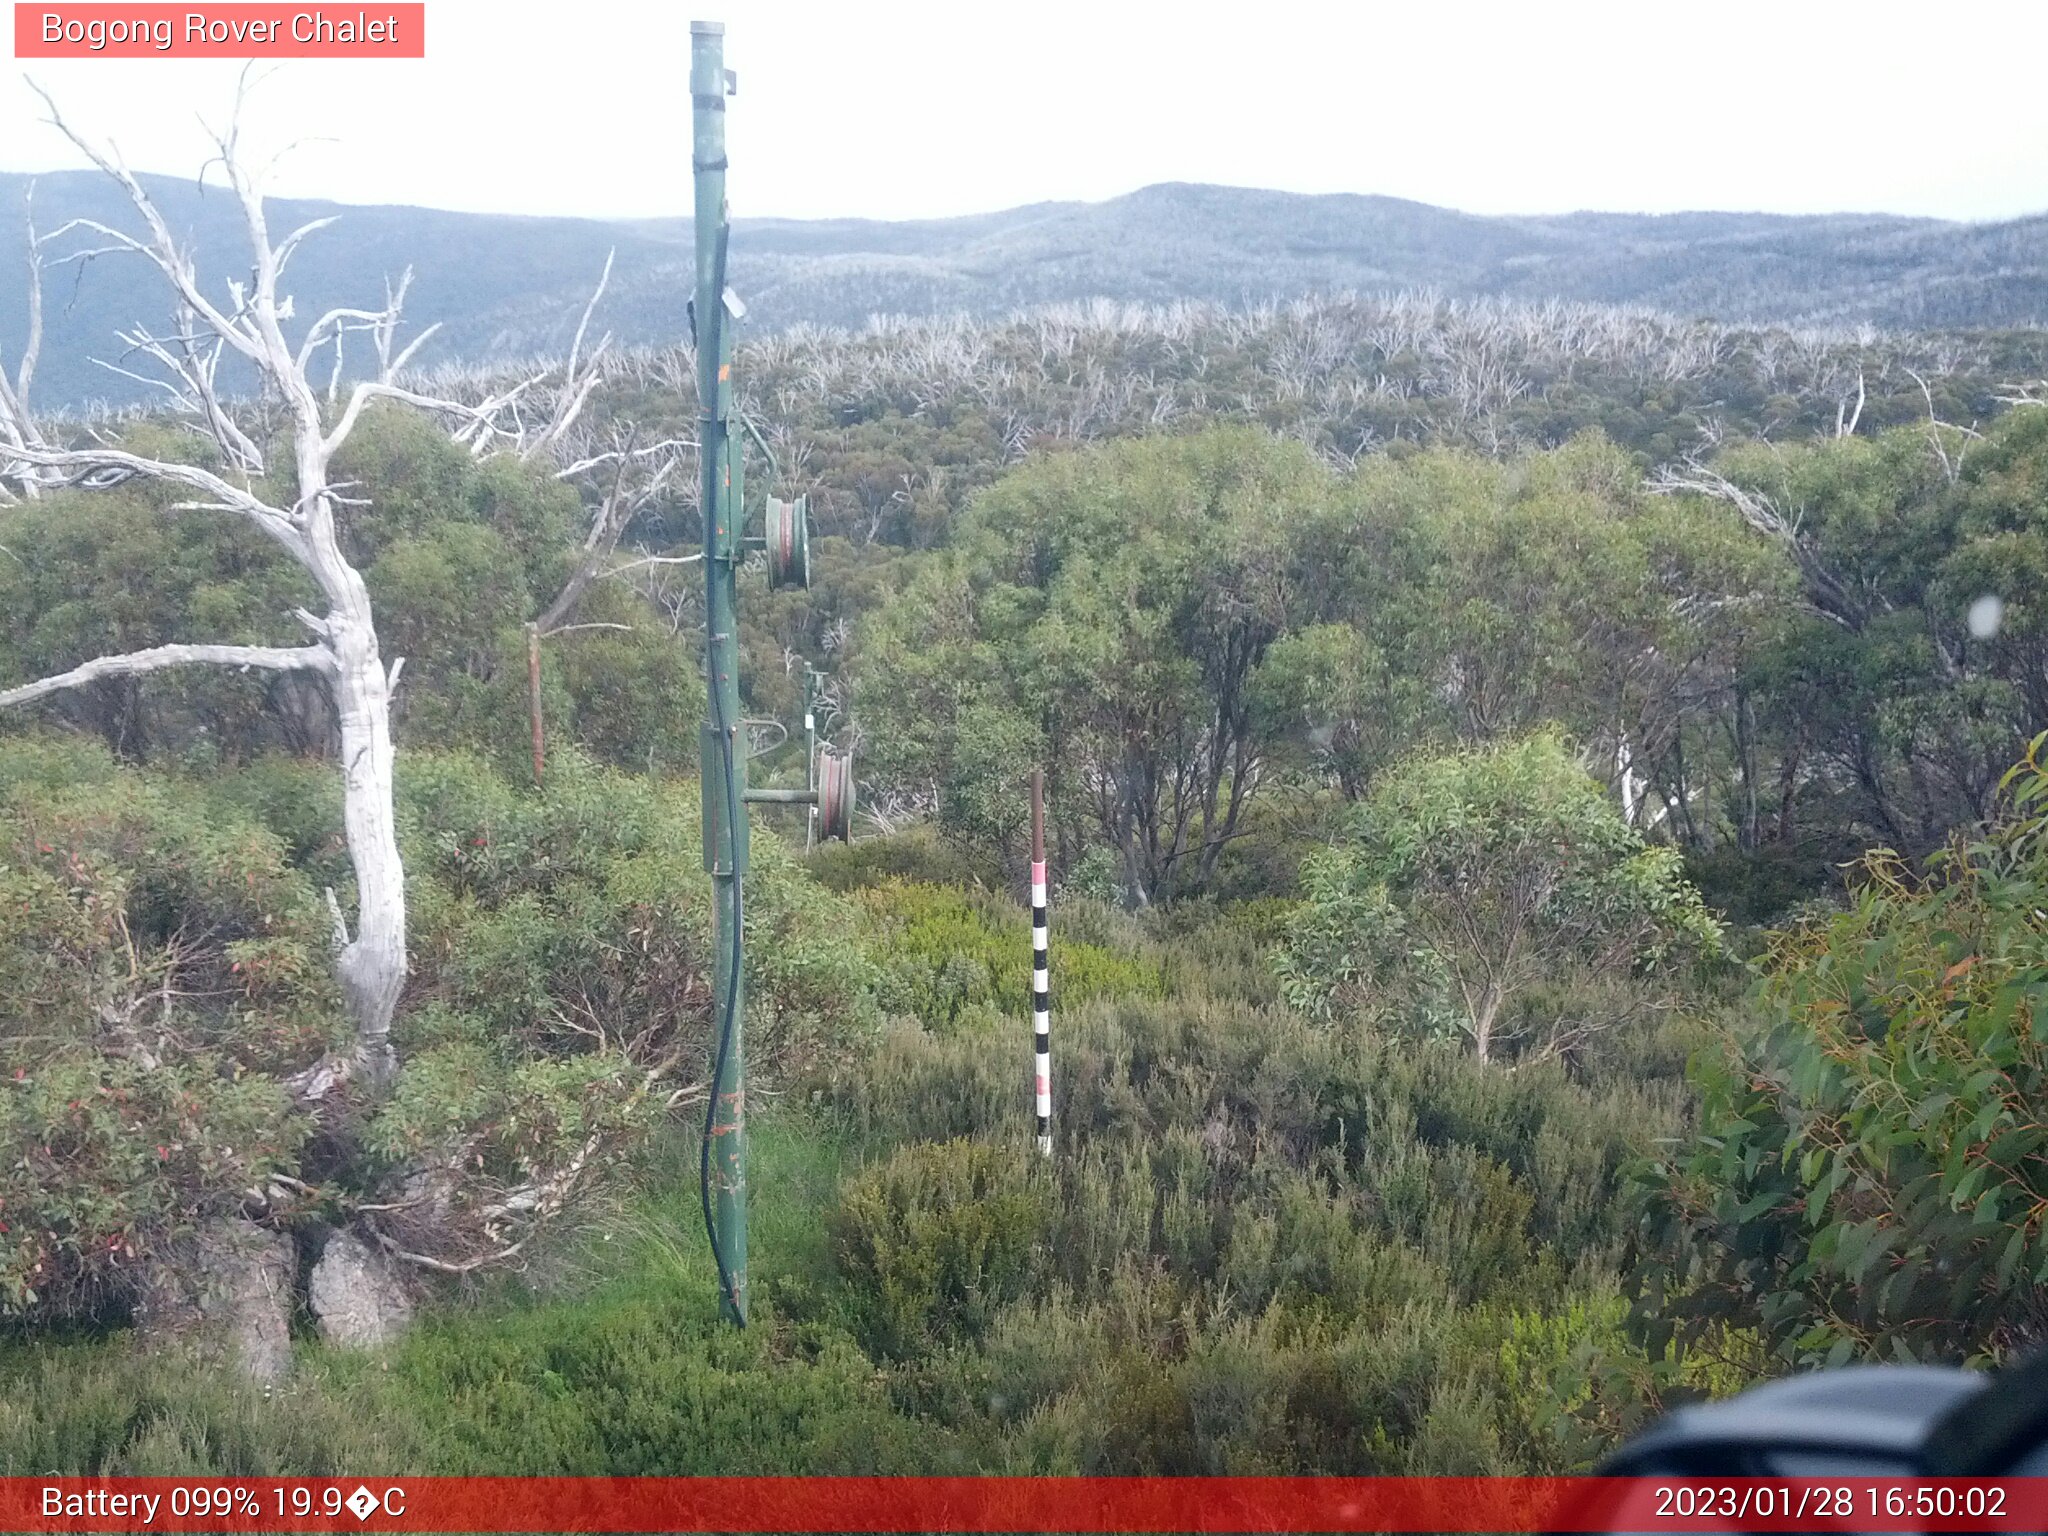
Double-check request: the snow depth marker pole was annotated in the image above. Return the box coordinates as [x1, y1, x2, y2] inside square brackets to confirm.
[1030, 768, 1052, 1156]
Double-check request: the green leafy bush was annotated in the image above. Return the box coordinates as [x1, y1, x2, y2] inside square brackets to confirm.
[1631, 737, 2048, 1368]
[0, 1233, 940, 1476]
[367, 747, 883, 1262]
[0, 738, 338, 1316]
[822, 986, 1670, 1318]
[1281, 733, 1723, 1061]
[0, 1338, 423, 1475]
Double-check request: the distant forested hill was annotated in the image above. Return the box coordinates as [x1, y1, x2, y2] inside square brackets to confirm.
[6, 170, 2048, 408]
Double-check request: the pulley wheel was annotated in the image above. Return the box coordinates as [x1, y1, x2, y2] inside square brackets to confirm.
[766, 495, 811, 590]
[817, 746, 854, 842]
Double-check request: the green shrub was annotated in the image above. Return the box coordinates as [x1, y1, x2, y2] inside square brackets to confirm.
[0, 1217, 946, 1476]
[400, 748, 881, 1074]
[1145, 897, 1293, 1005]
[1280, 733, 1722, 1062]
[0, 734, 122, 799]
[544, 595, 704, 776]
[0, 741, 338, 1317]
[0, 1338, 422, 1475]
[360, 1286, 943, 1475]
[859, 880, 1162, 1033]
[0, 737, 887, 1303]
[1631, 738, 2048, 1369]
[824, 985, 1668, 1282]
[808, 1022, 1028, 1150]
[1683, 843, 1841, 932]
[806, 826, 986, 892]
[398, 746, 661, 906]
[1491, 1293, 1676, 1473]
[830, 1140, 1054, 1359]
[372, 751, 884, 1264]
[203, 755, 350, 892]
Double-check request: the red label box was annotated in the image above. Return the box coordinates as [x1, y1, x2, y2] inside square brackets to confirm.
[14, 4, 425, 57]
[6, 1476, 2048, 1533]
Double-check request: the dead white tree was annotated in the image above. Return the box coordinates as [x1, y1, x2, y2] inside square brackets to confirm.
[1833, 364, 1866, 438]
[0, 181, 53, 502]
[522, 427, 691, 783]
[1904, 365, 1979, 485]
[0, 84, 584, 1099]
[1647, 446, 1874, 634]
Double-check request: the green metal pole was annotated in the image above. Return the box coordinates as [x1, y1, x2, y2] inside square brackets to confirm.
[692, 17, 748, 1326]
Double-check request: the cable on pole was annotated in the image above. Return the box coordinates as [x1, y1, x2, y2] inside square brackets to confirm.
[697, 209, 747, 1327]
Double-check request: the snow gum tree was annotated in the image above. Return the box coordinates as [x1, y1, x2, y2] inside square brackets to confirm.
[0, 85, 610, 1374]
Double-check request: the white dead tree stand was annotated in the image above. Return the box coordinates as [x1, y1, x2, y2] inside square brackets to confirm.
[0, 85, 586, 1099]
[0, 181, 53, 502]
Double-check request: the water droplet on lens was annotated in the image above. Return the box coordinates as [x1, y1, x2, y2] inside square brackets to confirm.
[1968, 594, 2005, 640]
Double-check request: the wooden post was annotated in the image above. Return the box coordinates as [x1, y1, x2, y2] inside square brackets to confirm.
[1030, 768, 1051, 1156]
[526, 622, 545, 786]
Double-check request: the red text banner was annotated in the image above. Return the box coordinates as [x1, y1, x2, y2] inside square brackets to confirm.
[6, 1476, 2048, 1533]
[14, 5, 425, 58]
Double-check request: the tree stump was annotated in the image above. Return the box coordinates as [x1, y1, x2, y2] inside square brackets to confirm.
[133, 1217, 295, 1385]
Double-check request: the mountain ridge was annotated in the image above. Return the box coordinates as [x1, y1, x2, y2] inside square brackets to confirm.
[5, 171, 2046, 409]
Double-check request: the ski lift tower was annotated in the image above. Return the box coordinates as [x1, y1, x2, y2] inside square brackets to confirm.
[690, 20, 854, 1328]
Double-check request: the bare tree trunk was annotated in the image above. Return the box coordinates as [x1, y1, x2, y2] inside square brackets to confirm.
[1670, 726, 1702, 847]
[519, 430, 687, 788]
[1472, 982, 1501, 1063]
[0, 85, 637, 1360]
[1734, 688, 1760, 853]
[3, 85, 597, 1097]
[1616, 732, 1643, 826]
[1776, 738, 1802, 845]
[0, 183, 53, 504]
[332, 602, 405, 1085]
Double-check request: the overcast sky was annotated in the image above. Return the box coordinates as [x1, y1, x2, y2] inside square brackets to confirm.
[5, 0, 2047, 224]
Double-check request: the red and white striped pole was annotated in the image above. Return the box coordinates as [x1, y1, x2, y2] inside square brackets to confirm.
[1030, 768, 1052, 1157]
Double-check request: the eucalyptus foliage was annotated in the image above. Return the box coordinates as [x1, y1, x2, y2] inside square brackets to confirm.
[1632, 737, 2048, 1367]
[1281, 734, 1722, 1060]
[861, 427, 1331, 903]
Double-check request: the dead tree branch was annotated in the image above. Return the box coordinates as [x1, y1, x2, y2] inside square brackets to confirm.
[0, 641, 333, 709]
